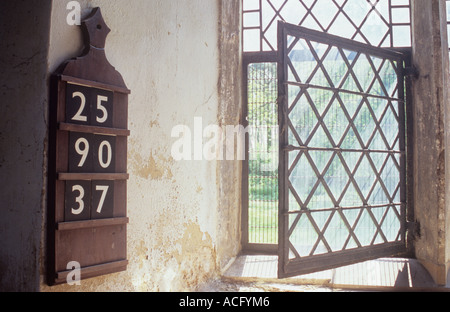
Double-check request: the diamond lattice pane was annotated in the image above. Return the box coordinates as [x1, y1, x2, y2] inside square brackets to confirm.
[322, 46, 347, 87]
[289, 213, 318, 258]
[323, 212, 352, 252]
[323, 99, 349, 146]
[353, 101, 377, 147]
[289, 153, 318, 203]
[379, 105, 399, 149]
[324, 154, 351, 202]
[380, 206, 401, 242]
[288, 39, 319, 83]
[378, 60, 398, 97]
[309, 89, 334, 117]
[343, 0, 371, 27]
[311, 1, 339, 30]
[288, 94, 319, 145]
[380, 154, 401, 199]
[353, 155, 377, 200]
[360, 13, 390, 47]
[280, 0, 307, 25]
[353, 208, 378, 246]
[352, 54, 375, 93]
[308, 181, 335, 210]
[341, 182, 363, 207]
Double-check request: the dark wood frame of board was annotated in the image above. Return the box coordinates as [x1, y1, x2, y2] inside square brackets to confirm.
[47, 7, 130, 286]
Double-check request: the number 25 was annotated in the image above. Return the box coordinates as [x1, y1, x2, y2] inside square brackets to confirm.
[71, 92, 109, 124]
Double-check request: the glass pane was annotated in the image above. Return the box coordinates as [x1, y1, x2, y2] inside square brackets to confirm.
[323, 99, 348, 146]
[323, 212, 351, 252]
[310, 210, 332, 255]
[243, 0, 260, 11]
[308, 181, 334, 210]
[322, 46, 347, 87]
[280, 0, 307, 25]
[290, 153, 317, 202]
[339, 92, 362, 119]
[393, 25, 412, 47]
[380, 155, 400, 198]
[244, 29, 261, 52]
[391, 0, 409, 5]
[288, 39, 319, 83]
[354, 208, 377, 246]
[381, 206, 401, 242]
[308, 124, 333, 148]
[392, 8, 410, 24]
[309, 150, 334, 174]
[368, 181, 389, 205]
[379, 105, 399, 149]
[352, 54, 375, 93]
[244, 12, 260, 28]
[247, 62, 279, 244]
[289, 94, 318, 145]
[289, 213, 319, 258]
[311, 0, 339, 30]
[354, 101, 377, 147]
[328, 13, 357, 39]
[341, 182, 363, 207]
[343, 0, 371, 27]
[353, 155, 377, 200]
[379, 60, 398, 97]
[361, 16, 389, 47]
[309, 89, 334, 117]
[324, 154, 350, 201]
[368, 97, 389, 121]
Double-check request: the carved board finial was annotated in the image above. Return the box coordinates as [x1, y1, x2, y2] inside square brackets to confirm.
[82, 7, 111, 50]
[57, 7, 129, 93]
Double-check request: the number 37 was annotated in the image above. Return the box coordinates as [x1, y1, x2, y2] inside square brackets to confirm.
[65, 181, 114, 221]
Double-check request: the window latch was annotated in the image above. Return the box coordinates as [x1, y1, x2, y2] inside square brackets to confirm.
[404, 66, 419, 79]
[407, 221, 421, 239]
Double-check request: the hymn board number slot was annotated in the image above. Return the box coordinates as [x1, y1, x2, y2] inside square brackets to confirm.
[69, 132, 116, 173]
[66, 83, 113, 128]
[65, 180, 114, 221]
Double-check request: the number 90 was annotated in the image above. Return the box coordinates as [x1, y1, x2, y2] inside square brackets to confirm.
[69, 133, 116, 173]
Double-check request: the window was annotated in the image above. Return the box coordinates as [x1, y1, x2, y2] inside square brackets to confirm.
[242, 0, 411, 255]
[243, 0, 412, 52]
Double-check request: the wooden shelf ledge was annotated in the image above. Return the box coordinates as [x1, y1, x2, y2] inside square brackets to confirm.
[58, 173, 129, 181]
[57, 217, 129, 231]
[59, 122, 130, 137]
[55, 260, 129, 285]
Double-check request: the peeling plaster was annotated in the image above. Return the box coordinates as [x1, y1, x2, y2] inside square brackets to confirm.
[130, 152, 174, 181]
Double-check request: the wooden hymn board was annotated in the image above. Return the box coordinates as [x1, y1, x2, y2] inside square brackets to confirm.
[48, 8, 130, 285]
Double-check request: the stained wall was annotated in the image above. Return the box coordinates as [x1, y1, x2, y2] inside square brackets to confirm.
[42, 0, 241, 292]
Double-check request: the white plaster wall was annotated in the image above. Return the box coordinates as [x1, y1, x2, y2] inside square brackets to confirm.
[43, 0, 222, 291]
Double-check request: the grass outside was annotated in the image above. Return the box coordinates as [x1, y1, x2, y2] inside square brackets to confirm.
[248, 200, 278, 244]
